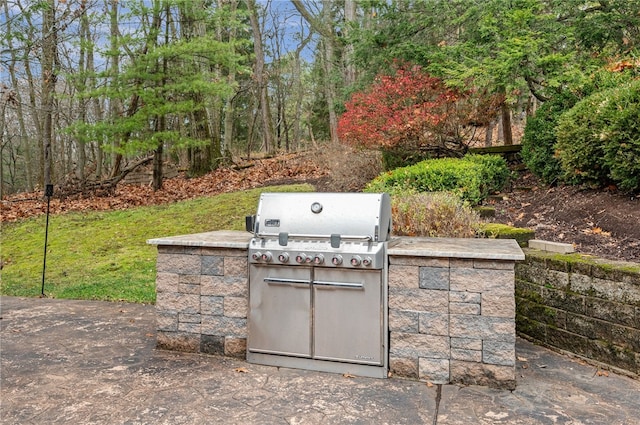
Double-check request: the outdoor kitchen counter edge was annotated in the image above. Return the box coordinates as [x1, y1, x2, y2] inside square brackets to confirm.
[389, 236, 525, 261]
[147, 230, 252, 248]
[147, 231, 525, 261]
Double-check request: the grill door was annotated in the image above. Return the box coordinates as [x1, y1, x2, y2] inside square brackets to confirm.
[248, 265, 312, 357]
[313, 268, 383, 365]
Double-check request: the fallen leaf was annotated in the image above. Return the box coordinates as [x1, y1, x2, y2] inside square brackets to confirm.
[343, 373, 356, 378]
[517, 356, 528, 362]
[597, 370, 609, 377]
[426, 381, 434, 388]
[234, 367, 249, 373]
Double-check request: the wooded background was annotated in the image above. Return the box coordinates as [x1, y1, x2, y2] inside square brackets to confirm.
[2, 0, 639, 196]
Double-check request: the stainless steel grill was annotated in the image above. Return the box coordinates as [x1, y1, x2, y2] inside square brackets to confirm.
[246, 192, 392, 378]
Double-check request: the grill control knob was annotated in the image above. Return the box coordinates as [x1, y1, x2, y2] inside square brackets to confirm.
[295, 253, 307, 264]
[350, 255, 362, 266]
[331, 255, 343, 266]
[252, 251, 262, 261]
[278, 253, 289, 263]
[261, 252, 273, 262]
[314, 254, 324, 265]
[362, 257, 372, 267]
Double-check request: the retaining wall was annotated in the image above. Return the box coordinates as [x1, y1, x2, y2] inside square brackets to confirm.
[515, 250, 640, 377]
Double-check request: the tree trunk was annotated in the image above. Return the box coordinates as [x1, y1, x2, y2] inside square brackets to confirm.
[500, 102, 513, 146]
[292, 0, 341, 144]
[152, 1, 171, 192]
[292, 32, 312, 149]
[87, 20, 104, 180]
[222, 1, 238, 162]
[343, 0, 357, 86]
[247, 0, 275, 154]
[485, 121, 494, 147]
[153, 144, 164, 191]
[183, 0, 222, 176]
[76, 8, 90, 180]
[108, 0, 123, 178]
[322, 35, 339, 144]
[17, 1, 45, 186]
[0, 98, 6, 198]
[293, 53, 303, 149]
[41, 0, 57, 189]
[4, 0, 34, 190]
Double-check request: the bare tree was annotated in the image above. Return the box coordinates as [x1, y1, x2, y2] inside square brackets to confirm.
[247, 0, 275, 154]
[2, 0, 34, 191]
[107, 0, 123, 178]
[291, 0, 340, 144]
[41, 0, 57, 189]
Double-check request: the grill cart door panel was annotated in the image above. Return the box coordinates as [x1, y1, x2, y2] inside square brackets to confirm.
[248, 265, 312, 357]
[313, 268, 383, 365]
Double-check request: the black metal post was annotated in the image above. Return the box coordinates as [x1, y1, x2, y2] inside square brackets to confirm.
[41, 184, 54, 297]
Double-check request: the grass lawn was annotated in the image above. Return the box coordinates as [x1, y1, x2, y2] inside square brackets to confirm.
[1, 184, 313, 303]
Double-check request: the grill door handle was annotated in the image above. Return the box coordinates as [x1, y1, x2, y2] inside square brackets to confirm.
[313, 280, 364, 289]
[264, 277, 311, 285]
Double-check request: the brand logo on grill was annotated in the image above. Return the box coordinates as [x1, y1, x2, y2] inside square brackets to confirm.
[264, 219, 280, 227]
[355, 355, 374, 360]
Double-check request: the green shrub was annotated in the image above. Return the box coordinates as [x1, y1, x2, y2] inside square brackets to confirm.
[556, 80, 640, 192]
[463, 154, 511, 191]
[365, 154, 509, 204]
[601, 82, 640, 192]
[521, 67, 637, 186]
[390, 191, 481, 238]
[521, 92, 578, 184]
[555, 91, 609, 186]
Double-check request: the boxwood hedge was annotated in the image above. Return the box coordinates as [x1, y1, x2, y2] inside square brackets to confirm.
[365, 154, 510, 205]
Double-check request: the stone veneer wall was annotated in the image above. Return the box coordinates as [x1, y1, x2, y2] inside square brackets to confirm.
[151, 234, 520, 389]
[516, 250, 640, 377]
[388, 256, 516, 389]
[155, 245, 249, 357]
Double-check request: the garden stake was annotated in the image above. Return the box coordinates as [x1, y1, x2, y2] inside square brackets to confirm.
[41, 184, 53, 297]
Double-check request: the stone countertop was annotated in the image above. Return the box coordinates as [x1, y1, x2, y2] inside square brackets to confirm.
[148, 231, 524, 261]
[147, 230, 252, 249]
[389, 237, 525, 261]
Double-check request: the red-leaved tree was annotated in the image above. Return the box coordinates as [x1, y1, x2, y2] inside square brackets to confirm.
[338, 64, 498, 159]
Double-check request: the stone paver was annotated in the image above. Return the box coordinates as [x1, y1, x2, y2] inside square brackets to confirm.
[1, 296, 639, 425]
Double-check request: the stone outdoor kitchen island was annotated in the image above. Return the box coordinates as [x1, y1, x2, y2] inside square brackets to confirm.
[148, 231, 524, 389]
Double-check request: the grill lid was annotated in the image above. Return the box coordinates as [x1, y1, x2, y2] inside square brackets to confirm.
[249, 192, 392, 243]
